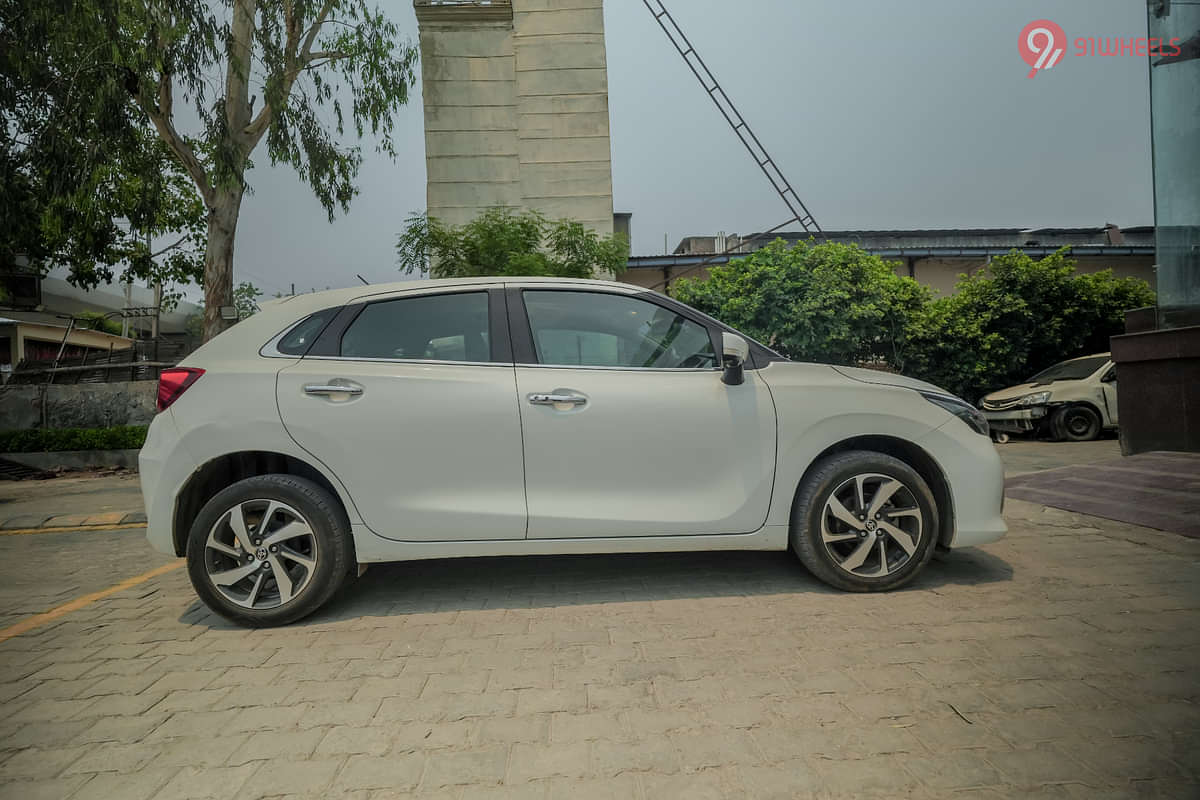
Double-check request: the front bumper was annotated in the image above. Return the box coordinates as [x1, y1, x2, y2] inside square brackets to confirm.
[916, 420, 1007, 548]
[982, 406, 1047, 434]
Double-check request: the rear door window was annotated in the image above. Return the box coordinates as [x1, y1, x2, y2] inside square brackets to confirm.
[340, 292, 492, 362]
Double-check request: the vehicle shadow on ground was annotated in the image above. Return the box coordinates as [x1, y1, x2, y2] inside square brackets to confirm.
[178, 547, 1013, 630]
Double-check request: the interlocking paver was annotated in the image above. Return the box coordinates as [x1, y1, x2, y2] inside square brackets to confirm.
[0, 496, 1197, 799]
[152, 763, 259, 800]
[69, 767, 180, 800]
[333, 753, 425, 793]
[237, 757, 342, 796]
[224, 726, 326, 766]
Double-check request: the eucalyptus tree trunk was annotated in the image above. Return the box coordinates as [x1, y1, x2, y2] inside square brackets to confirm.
[201, 187, 245, 341]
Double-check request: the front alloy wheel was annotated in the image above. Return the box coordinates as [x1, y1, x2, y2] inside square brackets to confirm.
[790, 450, 939, 592]
[820, 473, 924, 579]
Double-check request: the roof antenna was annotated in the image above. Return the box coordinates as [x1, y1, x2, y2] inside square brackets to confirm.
[356, 274, 370, 285]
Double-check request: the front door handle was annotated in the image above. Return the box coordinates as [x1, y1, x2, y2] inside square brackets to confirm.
[304, 383, 363, 396]
[528, 392, 587, 406]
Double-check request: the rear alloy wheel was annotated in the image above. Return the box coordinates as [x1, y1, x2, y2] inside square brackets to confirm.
[1054, 405, 1101, 442]
[186, 475, 350, 627]
[203, 499, 317, 610]
[790, 451, 938, 592]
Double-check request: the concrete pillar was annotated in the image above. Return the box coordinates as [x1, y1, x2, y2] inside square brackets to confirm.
[414, 0, 614, 235]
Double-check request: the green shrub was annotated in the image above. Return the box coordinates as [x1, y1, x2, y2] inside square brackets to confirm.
[0, 425, 148, 453]
[673, 239, 929, 367]
[675, 240, 1154, 403]
[903, 249, 1155, 402]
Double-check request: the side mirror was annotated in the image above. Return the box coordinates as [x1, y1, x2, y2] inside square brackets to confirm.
[721, 332, 749, 386]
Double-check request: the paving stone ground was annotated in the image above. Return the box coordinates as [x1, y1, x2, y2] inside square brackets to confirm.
[0, 482, 1197, 797]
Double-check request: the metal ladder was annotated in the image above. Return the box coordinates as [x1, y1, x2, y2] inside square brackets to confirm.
[642, 0, 822, 236]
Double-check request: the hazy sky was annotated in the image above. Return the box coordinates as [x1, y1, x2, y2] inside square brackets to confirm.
[229, 0, 1154, 298]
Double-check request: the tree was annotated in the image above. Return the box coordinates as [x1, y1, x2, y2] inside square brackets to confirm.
[113, 0, 419, 340]
[903, 248, 1155, 401]
[186, 280, 261, 337]
[0, 1, 205, 299]
[233, 281, 262, 319]
[673, 239, 929, 367]
[396, 208, 630, 280]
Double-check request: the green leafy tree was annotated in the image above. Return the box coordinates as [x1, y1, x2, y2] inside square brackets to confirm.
[107, 0, 419, 341]
[1, 2, 205, 297]
[233, 281, 262, 319]
[903, 248, 1155, 401]
[186, 280, 261, 337]
[673, 239, 929, 367]
[397, 208, 630, 280]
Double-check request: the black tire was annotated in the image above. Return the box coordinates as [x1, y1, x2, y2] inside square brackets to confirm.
[789, 450, 939, 592]
[1053, 405, 1101, 442]
[186, 475, 351, 627]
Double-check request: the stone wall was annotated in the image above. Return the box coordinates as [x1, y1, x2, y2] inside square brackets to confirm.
[0, 381, 157, 430]
[416, 0, 614, 235]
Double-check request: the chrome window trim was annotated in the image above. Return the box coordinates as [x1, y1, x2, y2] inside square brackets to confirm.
[514, 362, 720, 373]
[300, 355, 511, 368]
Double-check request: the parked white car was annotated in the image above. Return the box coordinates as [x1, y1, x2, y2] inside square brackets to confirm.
[980, 353, 1117, 442]
[141, 278, 1006, 626]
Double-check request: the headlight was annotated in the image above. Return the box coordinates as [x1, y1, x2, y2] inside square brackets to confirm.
[921, 392, 989, 436]
[1017, 391, 1051, 407]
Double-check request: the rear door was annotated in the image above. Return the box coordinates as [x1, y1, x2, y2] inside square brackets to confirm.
[510, 286, 777, 539]
[276, 288, 527, 541]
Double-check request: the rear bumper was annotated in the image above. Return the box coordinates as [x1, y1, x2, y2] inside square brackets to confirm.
[982, 406, 1047, 434]
[138, 411, 196, 557]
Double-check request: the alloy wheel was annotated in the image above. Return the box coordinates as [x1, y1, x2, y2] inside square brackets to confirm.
[203, 499, 318, 609]
[820, 473, 924, 578]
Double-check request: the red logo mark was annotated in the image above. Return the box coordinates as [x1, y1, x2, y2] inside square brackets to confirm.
[1019, 19, 1067, 78]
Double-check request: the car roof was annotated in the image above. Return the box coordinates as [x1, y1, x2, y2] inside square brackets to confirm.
[258, 276, 636, 313]
[1061, 352, 1111, 362]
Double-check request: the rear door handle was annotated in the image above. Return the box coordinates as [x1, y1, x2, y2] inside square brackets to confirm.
[528, 393, 587, 406]
[304, 383, 363, 396]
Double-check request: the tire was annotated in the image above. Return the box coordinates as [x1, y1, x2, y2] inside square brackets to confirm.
[789, 450, 939, 592]
[185, 475, 351, 627]
[991, 431, 1010, 444]
[1053, 405, 1101, 442]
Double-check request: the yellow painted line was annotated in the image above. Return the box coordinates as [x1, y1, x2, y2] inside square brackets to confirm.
[0, 560, 184, 644]
[0, 522, 147, 536]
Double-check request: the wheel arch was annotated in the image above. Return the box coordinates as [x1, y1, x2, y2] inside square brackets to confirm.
[1055, 400, 1105, 420]
[793, 435, 956, 549]
[172, 451, 356, 563]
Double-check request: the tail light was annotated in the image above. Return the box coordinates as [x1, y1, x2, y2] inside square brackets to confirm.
[156, 368, 205, 412]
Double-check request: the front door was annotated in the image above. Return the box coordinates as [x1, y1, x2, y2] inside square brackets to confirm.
[512, 288, 777, 539]
[276, 289, 527, 541]
[1100, 364, 1119, 425]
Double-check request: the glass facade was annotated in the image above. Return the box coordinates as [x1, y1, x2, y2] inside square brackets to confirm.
[1148, 1, 1200, 328]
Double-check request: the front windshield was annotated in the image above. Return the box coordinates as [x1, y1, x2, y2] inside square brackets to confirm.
[1026, 355, 1109, 384]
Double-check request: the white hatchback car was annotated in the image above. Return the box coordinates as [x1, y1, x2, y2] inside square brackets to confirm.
[141, 278, 1006, 626]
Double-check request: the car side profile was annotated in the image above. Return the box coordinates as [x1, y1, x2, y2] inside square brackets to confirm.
[140, 277, 1006, 626]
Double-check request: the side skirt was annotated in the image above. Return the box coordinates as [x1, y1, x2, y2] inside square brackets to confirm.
[351, 524, 790, 563]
